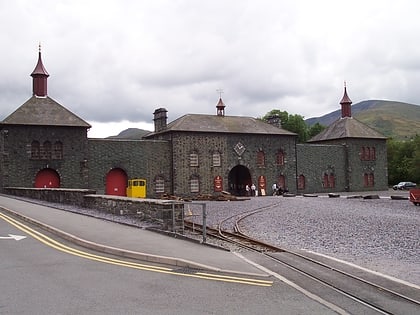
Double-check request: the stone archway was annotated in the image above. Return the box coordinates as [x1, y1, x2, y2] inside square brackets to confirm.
[34, 168, 60, 188]
[228, 165, 251, 196]
[105, 168, 128, 196]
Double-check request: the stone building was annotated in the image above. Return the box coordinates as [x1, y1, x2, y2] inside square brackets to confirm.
[0, 50, 388, 198]
[305, 85, 388, 193]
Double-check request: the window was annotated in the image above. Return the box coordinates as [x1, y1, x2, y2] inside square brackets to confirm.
[189, 152, 199, 167]
[212, 152, 221, 167]
[323, 173, 335, 188]
[155, 177, 165, 193]
[257, 151, 265, 167]
[298, 174, 305, 190]
[53, 141, 63, 159]
[190, 176, 199, 193]
[31, 141, 40, 159]
[41, 141, 52, 160]
[370, 147, 376, 160]
[364, 173, 375, 187]
[360, 146, 376, 161]
[329, 174, 335, 188]
[277, 175, 286, 190]
[276, 150, 285, 166]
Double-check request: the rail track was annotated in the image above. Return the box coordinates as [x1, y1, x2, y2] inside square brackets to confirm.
[184, 202, 420, 315]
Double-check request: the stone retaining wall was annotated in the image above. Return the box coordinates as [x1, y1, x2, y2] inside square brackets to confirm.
[3, 187, 184, 231]
[4, 187, 95, 206]
[82, 195, 184, 231]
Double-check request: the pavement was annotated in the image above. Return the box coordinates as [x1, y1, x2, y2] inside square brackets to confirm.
[0, 195, 269, 277]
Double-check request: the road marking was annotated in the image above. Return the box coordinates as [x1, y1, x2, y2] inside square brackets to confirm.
[0, 234, 26, 241]
[0, 211, 272, 287]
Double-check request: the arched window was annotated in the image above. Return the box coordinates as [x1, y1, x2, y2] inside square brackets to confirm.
[31, 141, 40, 159]
[190, 175, 200, 193]
[53, 141, 63, 159]
[323, 173, 329, 188]
[298, 174, 305, 190]
[364, 173, 375, 187]
[257, 151, 265, 167]
[189, 151, 199, 167]
[276, 150, 285, 166]
[277, 175, 286, 190]
[42, 141, 52, 160]
[212, 152, 221, 167]
[360, 146, 366, 160]
[329, 174, 335, 188]
[370, 147, 376, 160]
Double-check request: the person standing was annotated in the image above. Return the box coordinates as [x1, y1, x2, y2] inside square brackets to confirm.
[272, 183, 278, 196]
[251, 183, 257, 196]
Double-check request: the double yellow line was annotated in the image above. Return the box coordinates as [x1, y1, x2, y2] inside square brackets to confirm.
[0, 211, 272, 287]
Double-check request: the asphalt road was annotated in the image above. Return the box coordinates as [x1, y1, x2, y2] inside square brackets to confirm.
[0, 201, 338, 315]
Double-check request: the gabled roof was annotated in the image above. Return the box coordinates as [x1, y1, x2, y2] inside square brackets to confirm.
[147, 114, 296, 136]
[308, 116, 386, 142]
[1, 96, 91, 128]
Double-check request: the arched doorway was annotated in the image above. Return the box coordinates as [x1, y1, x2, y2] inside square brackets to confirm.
[34, 168, 60, 188]
[228, 165, 251, 196]
[105, 168, 128, 196]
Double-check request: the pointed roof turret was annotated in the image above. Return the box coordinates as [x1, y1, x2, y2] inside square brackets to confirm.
[31, 44, 49, 97]
[216, 97, 226, 116]
[340, 81, 352, 118]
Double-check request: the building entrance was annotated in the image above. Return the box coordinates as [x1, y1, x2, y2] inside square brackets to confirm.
[105, 168, 128, 196]
[228, 165, 251, 196]
[34, 168, 60, 188]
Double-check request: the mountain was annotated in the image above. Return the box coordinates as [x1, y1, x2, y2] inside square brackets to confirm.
[106, 128, 151, 139]
[306, 100, 420, 140]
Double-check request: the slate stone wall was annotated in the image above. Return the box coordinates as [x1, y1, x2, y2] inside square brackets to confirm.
[297, 144, 346, 193]
[87, 139, 172, 197]
[0, 125, 89, 189]
[169, 132, 297, 196]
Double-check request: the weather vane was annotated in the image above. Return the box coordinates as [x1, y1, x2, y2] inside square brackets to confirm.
[216, 88, 224, 98]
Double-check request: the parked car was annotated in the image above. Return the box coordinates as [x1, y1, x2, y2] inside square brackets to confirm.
[393, 181, 417, 190]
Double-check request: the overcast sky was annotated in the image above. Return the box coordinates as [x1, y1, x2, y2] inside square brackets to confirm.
[1, 0, 419, 137]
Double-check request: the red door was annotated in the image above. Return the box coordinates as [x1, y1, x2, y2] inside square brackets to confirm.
[105, 168, 128, 196]
[34, 168, 60, 188]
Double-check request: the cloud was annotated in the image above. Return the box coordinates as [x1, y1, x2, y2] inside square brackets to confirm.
[0, 0, 419, 137]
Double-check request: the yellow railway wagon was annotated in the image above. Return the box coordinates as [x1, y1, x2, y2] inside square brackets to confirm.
[126, 179, 146, 198]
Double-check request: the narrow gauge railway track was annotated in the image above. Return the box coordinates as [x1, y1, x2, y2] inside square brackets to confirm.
[233, 206, 420, 315]
[185, 201, 420, 314]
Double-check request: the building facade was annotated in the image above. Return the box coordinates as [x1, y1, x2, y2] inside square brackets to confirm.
[0, 51, 388, 198]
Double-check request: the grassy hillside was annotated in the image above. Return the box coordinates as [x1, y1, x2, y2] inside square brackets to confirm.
[306, 100, 420, 140]
[107, 128, 151, 139]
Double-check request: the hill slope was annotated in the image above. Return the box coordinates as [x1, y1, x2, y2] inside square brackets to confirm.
[106, 128, 150, 139]
[306, 100, 420, 140]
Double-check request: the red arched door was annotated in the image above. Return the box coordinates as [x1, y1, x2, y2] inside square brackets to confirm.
[105, 168, 128, 196]
[34, 168, 60, 188]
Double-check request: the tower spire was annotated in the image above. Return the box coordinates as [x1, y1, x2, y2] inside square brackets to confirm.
[340, 81, 352, 118]
[216, 89, 225, 116]
[31, 44, 49, 97]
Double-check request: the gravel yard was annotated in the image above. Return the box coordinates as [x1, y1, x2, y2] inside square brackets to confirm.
[189, 190, 419, 286]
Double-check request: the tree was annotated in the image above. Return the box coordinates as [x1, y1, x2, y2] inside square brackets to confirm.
[308, 122, 326, 139]
[261, 109, 325, 143]
[387, 136, 420, 185]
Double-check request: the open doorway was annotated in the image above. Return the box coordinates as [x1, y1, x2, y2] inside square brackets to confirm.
[228, 165, 251, 196]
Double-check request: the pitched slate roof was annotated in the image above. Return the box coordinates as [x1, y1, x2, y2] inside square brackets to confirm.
[308, 116, 386, 142]
[147, 113, 296, 136]
[1, 96, 91, 128]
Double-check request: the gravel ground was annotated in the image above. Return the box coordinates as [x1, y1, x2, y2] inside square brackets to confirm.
[187, 190, 420, 286]
[9, 190, 419, 286]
